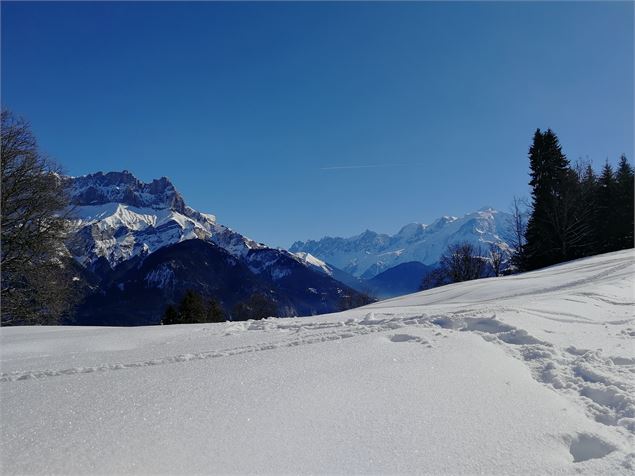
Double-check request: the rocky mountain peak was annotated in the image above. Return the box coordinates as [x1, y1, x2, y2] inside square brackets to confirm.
[66, 171, 186, 212]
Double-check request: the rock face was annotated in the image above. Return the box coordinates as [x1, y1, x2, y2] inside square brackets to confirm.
[65, 171, 369, 325]
[66, 171, 262, 269]
[290, 208, 513, 279]
[67, 171, 188, 212]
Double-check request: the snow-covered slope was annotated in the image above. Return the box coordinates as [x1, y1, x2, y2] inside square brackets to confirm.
[66, 171, 264, 267]
[292, 251, 333, 275]
[2, 250, 633, 474]
[290, 207, 512, 278]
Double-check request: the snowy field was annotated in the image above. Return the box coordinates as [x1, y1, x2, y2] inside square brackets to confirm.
[1, 250, 634, 474]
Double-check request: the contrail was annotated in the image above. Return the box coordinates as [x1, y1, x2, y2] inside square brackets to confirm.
[320, 164, 405, 171]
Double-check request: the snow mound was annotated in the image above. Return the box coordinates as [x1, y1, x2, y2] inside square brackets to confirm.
[1, 249, 634, 474]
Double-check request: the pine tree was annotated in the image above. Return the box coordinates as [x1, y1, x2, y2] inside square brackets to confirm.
[232, 293, 277, 321]
[162, 292, 226, 325]
[523, 129, 576, 270]
[577, 162, 599, 256]
[522, 130, 632, 268]
[614, 155, 634, 250]
[178, 290, 207, 323]
[162, 305, 179, 325]
[595, 161, 618, 253]
[206, 297, 226, 323]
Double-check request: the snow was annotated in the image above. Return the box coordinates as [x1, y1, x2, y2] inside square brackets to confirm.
[1, 249, 634, 474]
[70, 202, 263, 267]
[70, 203, 217, 266]
[144, 264, 176, 290]
[292, 251, 333, 275]
[198, 212, 217, 224]
[271, 267, 292, 280]
[66, 172, 267, 268]
[74, 203, 169, 230]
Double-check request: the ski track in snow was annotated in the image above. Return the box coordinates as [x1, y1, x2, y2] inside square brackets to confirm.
[0, 314, 432, 382]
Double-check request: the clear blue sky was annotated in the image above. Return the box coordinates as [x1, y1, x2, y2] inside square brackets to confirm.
[2, 1, 633, 248]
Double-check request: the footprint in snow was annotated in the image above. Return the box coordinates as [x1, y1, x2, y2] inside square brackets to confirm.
[568, 433, 616, 463]
[388, 334, 429, 345]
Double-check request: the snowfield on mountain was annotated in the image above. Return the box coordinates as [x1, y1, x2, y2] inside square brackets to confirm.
[1, 249, 634, 474]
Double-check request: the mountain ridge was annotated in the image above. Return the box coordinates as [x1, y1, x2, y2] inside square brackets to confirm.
[66, 170, 265, 268]
[64, 170, 370, 324]
[290, 208, 512, 278]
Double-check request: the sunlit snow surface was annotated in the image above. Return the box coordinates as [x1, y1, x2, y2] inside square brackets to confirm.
[1, 250, 634, 474]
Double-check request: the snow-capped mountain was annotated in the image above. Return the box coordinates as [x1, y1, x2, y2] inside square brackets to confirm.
[64, 171, 369, 324]
[66, 171, 264, 268]
[290, 208, 513, 279]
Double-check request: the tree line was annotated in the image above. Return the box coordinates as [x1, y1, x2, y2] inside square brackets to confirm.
[161, 290, 279, 324]
[160, 290, 370, 324]
[519, 129, 633, 271]
[421, 129, 633, 291]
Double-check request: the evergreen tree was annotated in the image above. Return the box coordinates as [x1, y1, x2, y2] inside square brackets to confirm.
[162, 291, 226, 324]
[162, 304, 179, 325]
[338, 292, 374, 311]
[523, 129, 591, 269]
[521, 130, 632, 269]
[232, 293, 277, 321]
[178, 290, 208, 323]
[206, 297, 226, 323]
[575, 162, 599, 257]
[523, 129, 571, 269]
[595, 161, 618, 253]
[614, 155, 634, 250]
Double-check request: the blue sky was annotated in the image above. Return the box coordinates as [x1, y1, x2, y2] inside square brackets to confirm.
[2, 1, 633, 248]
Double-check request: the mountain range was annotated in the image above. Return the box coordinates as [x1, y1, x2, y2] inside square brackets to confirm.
[64, 171, 369, 325]
[290, 207, 513, 280]
[63, 171, 514, 325]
